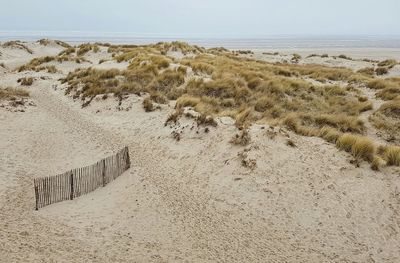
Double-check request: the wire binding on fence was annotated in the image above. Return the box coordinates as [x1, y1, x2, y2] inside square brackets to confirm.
[33, 146, 130, 210]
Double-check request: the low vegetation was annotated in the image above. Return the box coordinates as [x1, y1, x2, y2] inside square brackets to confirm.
[370, 98, 400, 143]
[230, 129, 251, 146]
[18, 77, 34, 86]
[2, 41, 33, 54]
[378, 59, 398, 68]
[0, 87, 30, 100]
[56, 41, 400, 168]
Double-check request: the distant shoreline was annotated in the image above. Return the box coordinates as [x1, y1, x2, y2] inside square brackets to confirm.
[1, 33, 400, 49]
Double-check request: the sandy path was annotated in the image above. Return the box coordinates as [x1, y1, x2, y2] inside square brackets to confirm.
[357, 86, 388, 145]
[33, 81, 288, 261]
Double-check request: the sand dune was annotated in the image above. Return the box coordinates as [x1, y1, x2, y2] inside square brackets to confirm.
[1, 40, 400, 262]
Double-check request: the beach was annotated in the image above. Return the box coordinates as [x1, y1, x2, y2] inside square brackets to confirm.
[1, 39, 400, 262]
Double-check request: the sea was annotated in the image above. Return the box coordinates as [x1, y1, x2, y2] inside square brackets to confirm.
[1, 31, 400, 49]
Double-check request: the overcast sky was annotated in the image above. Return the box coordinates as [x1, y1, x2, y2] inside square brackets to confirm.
[1, 0, 399, 37]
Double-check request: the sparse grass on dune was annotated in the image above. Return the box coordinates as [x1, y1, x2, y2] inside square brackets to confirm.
[2, 41, 33, 54]
[370, 98, 400, 143]
[336, 134, 375, 162]
[357, 67, 375, 76]
[54, 40, 72, 48]
[384, 146, 400, 166]
[336, 54, 353, 60]
[375, 67, 389, 75]
[38, 39, 51, 46]
[59, 47, 76, 56]
[0, 87, 30, 100]
[367, 78, 400, 100]
[371, 156, 386, 171]
[230, 129, 251, 146]
[18, 56, 55, 72]
[77, 43, 95, 56]
[37, 39, 71, 48]
[60, 41, 400, 168]
[18, 52, 89, 72]
[18, 77, 34, 86]
[378, 59, 398, 68]
[142, 97, 155, 112]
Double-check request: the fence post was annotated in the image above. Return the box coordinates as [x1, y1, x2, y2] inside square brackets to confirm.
[34, 180, 39, 210]
[70, 172, 74, 200]
[126, 147, 131, 169]
[102, 159, 106, 187]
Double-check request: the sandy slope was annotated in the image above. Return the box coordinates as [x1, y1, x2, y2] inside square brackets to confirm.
[1, 42, 400, 262]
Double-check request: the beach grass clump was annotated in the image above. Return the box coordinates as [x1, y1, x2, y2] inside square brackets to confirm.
[18, 56, 55, 72]
[0, 87, 30, 100]
[38, 39, 51, 46]
[336, 133, 375, 161]
[148, 70, 185, 94]
[230, 129, 251, 146]
[376, 87, 400, 101]
[367, 79, 391, 90]
[291, 53, 302, 62]
[384, 146, 400, 166]
[54, 40, 71, 48]
[18, 77, 34, 86]
[337, 54, 353, 60]
[351, 137, 376, 162]
[59, 47, 76, 56]
[375, 67, 389, 75]
[378, 59, 398, 68]
[2, 41, 33, 54]
[369, 101, 400, 143]
[150, 91, 168, 104]
[176, 95, 201, 108]
[371, 156, 386, 171]
[165, 109, 183, 125]
[318, 126, 342, 143]
[357, 67, 375, 76]
[143, 97, 155, 112]
[77, 43, 94, 56]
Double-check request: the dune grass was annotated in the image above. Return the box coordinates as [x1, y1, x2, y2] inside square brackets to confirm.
[18, 77, 34, 86]
[370, 98, 400, 143]
[0, 87, 30, 100]
[385, 146, 400, 166]
[378, 59, 398, 68]
[2, 41, 33, 54]
[59, 41, 400, 168]
[336, 134, 375, 161]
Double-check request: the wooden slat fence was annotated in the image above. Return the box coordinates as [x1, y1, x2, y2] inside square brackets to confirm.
[33, 146, 130, 210]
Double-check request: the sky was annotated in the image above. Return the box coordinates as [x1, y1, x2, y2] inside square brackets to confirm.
[1, 0, 400, 37]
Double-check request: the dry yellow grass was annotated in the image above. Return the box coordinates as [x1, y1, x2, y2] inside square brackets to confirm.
[142, 98, 154, 112]
[18, 77, 34, 86]
[0, 87, 30, 100]
[384, 146, 400, 166]
[230, 129, 251, 146]
[337, 134, 376, 162]
[371, 156, 386, 171]
[60, 41, 400, 169]
[370, 99, 400, 143]
[2, 41, 33, 54]
[378, 59, 398, 68]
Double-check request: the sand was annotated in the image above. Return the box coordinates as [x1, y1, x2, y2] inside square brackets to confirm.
[1, 40, 400, 262]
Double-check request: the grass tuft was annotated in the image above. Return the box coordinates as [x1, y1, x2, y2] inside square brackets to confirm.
[384, 146, 400, 166]
[230, 129, 251, 146]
